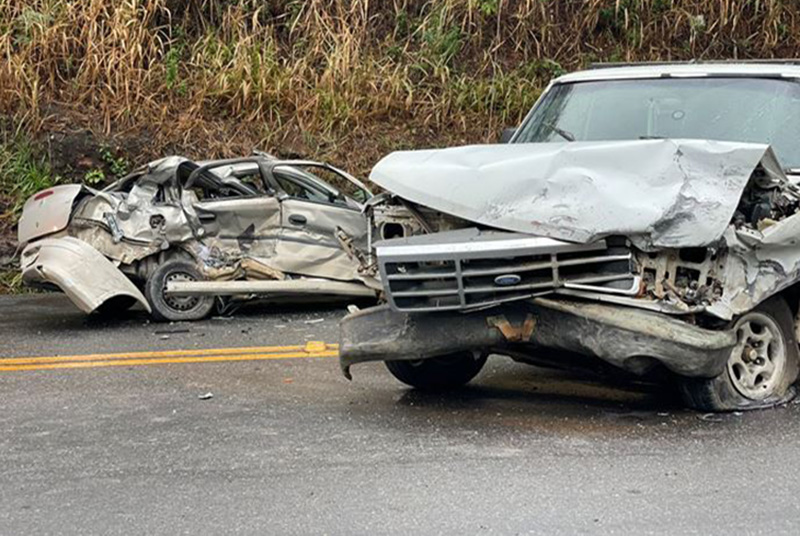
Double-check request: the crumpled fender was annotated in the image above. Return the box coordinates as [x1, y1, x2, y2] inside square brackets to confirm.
[21, 237, 151, 314]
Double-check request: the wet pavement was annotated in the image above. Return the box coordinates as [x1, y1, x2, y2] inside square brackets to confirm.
[2, 294, 800, 534]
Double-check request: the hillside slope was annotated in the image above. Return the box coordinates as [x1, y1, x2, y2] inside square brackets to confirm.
[2, 0, 800, 289]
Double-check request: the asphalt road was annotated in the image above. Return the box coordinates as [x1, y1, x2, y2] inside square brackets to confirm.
[2, 294, 800, 535]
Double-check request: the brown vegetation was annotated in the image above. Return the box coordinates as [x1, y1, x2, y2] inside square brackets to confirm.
[3, 0, 800, 175]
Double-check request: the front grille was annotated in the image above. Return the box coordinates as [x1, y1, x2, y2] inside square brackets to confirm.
[377, 229, 638, 312]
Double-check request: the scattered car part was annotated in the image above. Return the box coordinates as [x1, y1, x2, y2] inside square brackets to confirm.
[164, 278, 376, 298]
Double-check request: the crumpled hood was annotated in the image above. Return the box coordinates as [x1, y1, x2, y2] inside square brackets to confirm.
[369, 139, 786, 249]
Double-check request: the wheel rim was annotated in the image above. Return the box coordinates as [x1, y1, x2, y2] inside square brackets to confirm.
[727, 312, 787, 400]
[162, 271, 201, 312]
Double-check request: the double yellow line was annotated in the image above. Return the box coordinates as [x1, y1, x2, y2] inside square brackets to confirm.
[0, 341, 339, 372]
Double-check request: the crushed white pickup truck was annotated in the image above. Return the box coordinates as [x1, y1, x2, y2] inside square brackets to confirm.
[340, 62, 800, 412]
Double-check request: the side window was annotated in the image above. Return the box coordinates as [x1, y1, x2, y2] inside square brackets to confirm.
[274, 169, 331, 204]
[212, 163, 267, 196]
[273, 164, 367, 206]
[153, 184, 168, 203]
[298, 165, 369, 204]
[180, 165, 259, 201]
[186, 182, 208, 201]
[238, 172, 267, 194]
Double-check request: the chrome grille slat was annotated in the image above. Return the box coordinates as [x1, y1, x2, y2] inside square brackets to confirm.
[460, 260, 553, 277]
[463, 282, 557, 294]
[377, 229, 637, 313]
[392, 288, 460, 298]
[386, 272, 458, 281]
[561, 273, 635, 285]
[553, 253, 632, 268]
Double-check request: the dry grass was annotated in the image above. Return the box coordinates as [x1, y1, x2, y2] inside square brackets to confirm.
[1, 0, 800, 176]
[1, 0, 799, 292]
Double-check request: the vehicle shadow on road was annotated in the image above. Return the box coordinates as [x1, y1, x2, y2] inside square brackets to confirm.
[393, 362, 685, 415]
[7, 295, 362, 333]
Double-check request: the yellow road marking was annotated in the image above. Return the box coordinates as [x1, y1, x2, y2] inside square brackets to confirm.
[0, 342, 340, 372]
[0, 342, 339, 365]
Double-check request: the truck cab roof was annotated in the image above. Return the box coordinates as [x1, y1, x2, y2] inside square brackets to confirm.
[554, 61, 800, 84]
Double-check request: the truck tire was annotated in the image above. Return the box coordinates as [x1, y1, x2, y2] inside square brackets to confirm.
[679, 296, 799, 411]
[145, 260, 214, 322]
[385, 352, 487, 391]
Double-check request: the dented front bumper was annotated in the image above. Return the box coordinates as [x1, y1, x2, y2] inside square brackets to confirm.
[340, 297, 736, 380]
[21, 237, 151, 314]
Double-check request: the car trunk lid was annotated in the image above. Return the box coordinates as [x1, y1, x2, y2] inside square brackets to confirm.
[17, 184, 84, 246]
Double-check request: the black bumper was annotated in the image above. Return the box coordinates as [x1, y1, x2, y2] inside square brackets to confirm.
[340, 298, 736, 379]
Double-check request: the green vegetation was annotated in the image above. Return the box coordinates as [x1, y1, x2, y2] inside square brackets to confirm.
[0, 268, 24, 293]
[0, 137, 58, 217]
[100, 147, 129, 179]
[83, 168, 105, 186]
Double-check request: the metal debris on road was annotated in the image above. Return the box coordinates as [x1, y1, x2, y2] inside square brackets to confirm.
[154, 328, 191, 335]
[198, 392, 214, 400]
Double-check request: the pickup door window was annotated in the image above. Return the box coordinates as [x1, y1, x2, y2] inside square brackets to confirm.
[270, 165, 367, 281]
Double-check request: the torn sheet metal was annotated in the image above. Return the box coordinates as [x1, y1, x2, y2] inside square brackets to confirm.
[17, 154, 375, 317]
[709, 223, 800, 319]
[370, 139, 782, 250]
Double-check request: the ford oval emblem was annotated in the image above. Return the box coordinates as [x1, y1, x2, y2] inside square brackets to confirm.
[494, 274, 522, 287]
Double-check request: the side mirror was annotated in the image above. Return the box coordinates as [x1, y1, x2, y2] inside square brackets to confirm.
[499, 127, 517, 144]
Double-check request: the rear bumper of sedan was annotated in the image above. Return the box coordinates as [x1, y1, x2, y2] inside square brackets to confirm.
[21, 237, 150, 314]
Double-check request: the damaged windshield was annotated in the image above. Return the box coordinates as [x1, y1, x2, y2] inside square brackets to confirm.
[515, 77, 800, 168]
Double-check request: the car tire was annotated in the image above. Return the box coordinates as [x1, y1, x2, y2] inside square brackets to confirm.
[145, 260, 214, 322]
[385, 352, 487, 391]
[679, 296, 799, 412]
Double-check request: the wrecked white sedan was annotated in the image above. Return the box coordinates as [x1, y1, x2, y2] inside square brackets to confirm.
[341, 62, 800, 411]
[18, 155, 377, 321]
